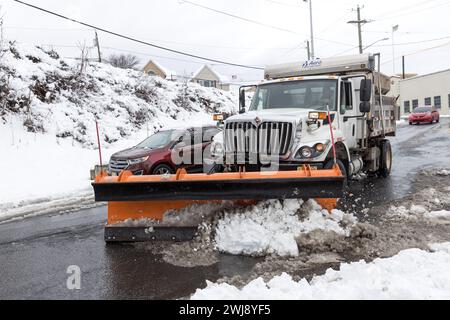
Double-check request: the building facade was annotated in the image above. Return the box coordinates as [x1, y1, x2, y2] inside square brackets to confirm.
[191, 65, 230, 91]
[143, 60, 177, 80]
[399, 69, 450, 116]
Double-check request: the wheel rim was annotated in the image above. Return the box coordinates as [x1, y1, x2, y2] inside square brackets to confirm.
[155, 167, 171, 175]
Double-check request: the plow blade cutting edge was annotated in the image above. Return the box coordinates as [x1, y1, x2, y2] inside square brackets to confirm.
[92, 166, 345, 242]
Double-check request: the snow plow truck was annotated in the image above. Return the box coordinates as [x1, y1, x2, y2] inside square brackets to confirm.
[92, 53, 396, 242]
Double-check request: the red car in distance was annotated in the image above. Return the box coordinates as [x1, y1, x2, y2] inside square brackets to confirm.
[409, 106, 440, 125]
[108, 126, 221, 176]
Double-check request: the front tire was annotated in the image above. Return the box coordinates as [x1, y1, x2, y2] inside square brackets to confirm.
[378, 140, 392, 178]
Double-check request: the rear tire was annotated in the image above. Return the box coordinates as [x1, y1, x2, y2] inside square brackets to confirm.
[152, 164, 175, 176]
[378, 140, 392, 178]
[324, 159, 348, 187]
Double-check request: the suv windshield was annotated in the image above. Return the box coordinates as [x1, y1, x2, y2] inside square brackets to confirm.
[250, 80, 338, 111]
[413, 107, 432, 113]
[136, 130, 181, 149]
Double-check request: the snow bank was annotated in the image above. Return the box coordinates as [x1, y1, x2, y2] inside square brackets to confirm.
[0, 42, 238, 219]
[192, 243, 450, 300]
[388, 184, 450, 221]
[214, 199, 357, 257]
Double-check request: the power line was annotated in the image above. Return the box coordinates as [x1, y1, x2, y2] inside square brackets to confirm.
[382, 41, 450, 65]
[263, 0, 300, 8]
[180, 0, 355, 47]
[371, 36, 450, 47]
[180, 0, 302, 35]
[4, 24, 297, 51]
[10, 0, 264, 70]
[374, 0, 450, 22]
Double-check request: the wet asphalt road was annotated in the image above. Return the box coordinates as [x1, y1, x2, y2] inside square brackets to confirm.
[0, 119, 449, 300]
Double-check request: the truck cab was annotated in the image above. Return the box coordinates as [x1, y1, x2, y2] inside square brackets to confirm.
[213, 54, 396, 179]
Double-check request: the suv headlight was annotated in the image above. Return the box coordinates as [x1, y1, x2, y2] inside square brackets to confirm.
[128, 156, 149, 165]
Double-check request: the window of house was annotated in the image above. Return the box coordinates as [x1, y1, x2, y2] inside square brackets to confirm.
[404, 101, 411, 114]
[434, 96, 441, 108]
[412, 99, 419, 109]
[425, 97, 431, 106]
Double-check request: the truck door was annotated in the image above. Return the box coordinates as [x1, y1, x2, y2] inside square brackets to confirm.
[339, 81, 357, 149]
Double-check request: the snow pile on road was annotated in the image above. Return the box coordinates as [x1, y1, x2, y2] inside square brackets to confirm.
[191, 242, 450, 300]
[214, 199, 357, 257]
[388, 186, 450, 221]
[0, 41, 237, 147]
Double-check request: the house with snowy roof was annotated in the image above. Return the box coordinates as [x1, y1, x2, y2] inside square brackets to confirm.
[143, 59, 177, 81]
[191, 65, 230, 91]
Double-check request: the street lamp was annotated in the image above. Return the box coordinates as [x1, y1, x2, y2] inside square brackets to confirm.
[362, 37, 389, 51]
[303, 0, 315, 59]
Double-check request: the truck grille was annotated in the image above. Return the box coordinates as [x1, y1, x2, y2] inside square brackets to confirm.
[109, 159, 129, 172]
[225, 121, 294, 157]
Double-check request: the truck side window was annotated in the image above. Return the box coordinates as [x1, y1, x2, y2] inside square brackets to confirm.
[340, 82, 353, 111]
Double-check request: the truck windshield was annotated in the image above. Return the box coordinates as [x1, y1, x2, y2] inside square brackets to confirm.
[250, 80, 338, 111]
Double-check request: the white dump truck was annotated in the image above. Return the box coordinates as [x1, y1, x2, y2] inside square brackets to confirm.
[211, 54, 396, 179]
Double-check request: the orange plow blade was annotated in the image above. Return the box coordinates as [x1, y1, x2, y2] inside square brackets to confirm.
[92, 166, 345, 242]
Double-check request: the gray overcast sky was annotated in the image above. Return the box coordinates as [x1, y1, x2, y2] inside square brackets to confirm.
[1, 0, 450, 81]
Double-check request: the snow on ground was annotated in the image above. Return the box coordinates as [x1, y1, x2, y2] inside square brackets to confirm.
[214, 199, 357, 257]
[388, 185, 450, 222]
[0, 42, 237, 221]
[191, 242, 450, 300]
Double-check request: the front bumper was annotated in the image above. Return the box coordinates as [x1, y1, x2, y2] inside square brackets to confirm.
[409, 116, 432, 123]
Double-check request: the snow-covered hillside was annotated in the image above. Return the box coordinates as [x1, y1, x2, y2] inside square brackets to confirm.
[0, 41, 237, 147]
[0, 42, 238, 219]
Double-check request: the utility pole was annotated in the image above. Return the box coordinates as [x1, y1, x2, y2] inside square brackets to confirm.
[94, 30, 102, 63]
[402, 55, 405, 79]
[348, 5, 371, 54]
[392, 25, 399, 75]
[306, 40, 311, 60]
[303, 0, 315, 59]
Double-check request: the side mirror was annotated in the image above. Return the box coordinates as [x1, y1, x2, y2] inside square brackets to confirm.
[360, 79, 372, 102]
[239, 88, 246, 114]
[360, 101, 371, 113]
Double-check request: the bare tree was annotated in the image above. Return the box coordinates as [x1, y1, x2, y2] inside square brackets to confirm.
[108, 54, 140, 70]
[0, 6, 5, 60]
[77, 41, 90, 75]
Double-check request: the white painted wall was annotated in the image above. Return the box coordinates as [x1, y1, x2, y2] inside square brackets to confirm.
[399, 69, 450, 116]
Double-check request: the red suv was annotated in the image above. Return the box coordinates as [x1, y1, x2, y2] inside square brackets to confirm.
[108, 126, 221, 175]
[409, 106, 440, 125]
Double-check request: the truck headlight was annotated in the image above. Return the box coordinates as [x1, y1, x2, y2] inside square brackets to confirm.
[300, 147, 313, 159]
[296, 140, 330, 159]
[128, 156, 149, 165]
